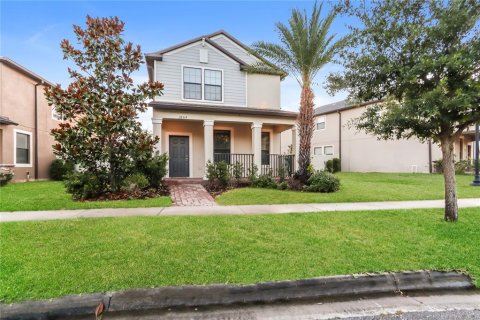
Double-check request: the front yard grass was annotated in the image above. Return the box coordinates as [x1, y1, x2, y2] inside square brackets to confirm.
[216, 172, 480, 205]
[1, 207, 479, 303]
[0, 181, 171, 212]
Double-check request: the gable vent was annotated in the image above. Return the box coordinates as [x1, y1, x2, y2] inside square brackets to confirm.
[199, 49, 208, 63]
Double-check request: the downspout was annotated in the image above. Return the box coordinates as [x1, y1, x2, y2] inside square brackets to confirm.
[338, 111, 342, 162]
[34, 82, 42, 180]
[428, 139, 432, 173]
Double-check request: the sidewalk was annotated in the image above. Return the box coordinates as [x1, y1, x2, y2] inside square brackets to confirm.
[1, 198, 479, 222]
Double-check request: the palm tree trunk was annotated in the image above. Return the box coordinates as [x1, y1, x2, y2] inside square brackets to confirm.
[440, 137, 458, 222]
[296, 84, 315, 182]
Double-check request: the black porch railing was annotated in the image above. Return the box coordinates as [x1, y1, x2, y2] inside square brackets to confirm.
[214, 153, 254, 178]
[261, 154, 295, 177]
[213, 153, 296, 178]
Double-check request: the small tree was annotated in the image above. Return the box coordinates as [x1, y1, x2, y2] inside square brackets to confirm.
[328, 0, 480, 221]
[251, 2, 345, 182]
[45, 16, 164, 194]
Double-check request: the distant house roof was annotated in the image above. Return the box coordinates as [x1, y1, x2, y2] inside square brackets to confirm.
[0, 116, 18, 126]
[314, 99, 381, 117]
[0, 57, 54, 87]
[145, 30, 286, 81]
[150, 101, 298, 119]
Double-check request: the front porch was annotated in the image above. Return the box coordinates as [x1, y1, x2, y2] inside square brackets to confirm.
[151, 104, 297, 179]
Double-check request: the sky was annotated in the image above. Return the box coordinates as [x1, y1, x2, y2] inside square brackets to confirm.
[1, 0, 352, 130]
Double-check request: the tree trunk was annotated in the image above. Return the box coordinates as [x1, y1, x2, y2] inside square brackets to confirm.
[440, 137, 458, 222]
[296, 84, 315, 182]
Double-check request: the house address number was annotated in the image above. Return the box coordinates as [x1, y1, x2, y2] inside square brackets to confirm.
[179, 115, 187, 119]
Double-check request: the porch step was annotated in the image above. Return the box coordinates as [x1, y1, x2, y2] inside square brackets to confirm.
[164, 178, 205, 186]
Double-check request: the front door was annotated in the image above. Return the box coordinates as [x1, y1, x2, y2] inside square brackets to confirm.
[169, 136, 189, 177]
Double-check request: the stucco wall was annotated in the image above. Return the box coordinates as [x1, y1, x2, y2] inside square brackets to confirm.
[247, 74, 281, 110]
[281, 106, 447, 173]
[0, 62, 57, 181]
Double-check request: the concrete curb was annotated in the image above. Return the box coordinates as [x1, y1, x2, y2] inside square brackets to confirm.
[0, 271, 474, 320]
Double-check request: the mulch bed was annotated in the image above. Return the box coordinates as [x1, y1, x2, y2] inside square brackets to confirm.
[83, 184, 170, 202]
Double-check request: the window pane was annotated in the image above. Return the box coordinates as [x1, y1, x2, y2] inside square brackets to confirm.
[314, 147, 322, 155]
[184, 83, 202, 100]
[16, 133, 29, 149]
[205, 85, 221, 101]
[205, 69, 221, 85]
[317, 122, 325, 130]
[324, 146, 333, 155]
[261, 132, 270, 165]
[183, 67, 201, 84]
[214, 130, 230, 153]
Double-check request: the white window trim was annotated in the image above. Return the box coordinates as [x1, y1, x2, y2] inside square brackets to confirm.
[181, 65, 224, 103]
[313, 146, 323, 156]
[316, 116, 326, 130]
[51, 106, 64, 121]
[165, 131, 193, 178]
[323, 145, 334, 156]
[13, 129, 32, 167]
[213, 126, 235, 154]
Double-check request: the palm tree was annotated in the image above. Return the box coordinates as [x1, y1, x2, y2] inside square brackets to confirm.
[251, 2, 345, 181]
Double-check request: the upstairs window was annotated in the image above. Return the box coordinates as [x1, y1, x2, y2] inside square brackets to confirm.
[204, 69, 222, 101]
[183, 67, 202, 100]
[183, 66, 223, 102]
[316, 116, 326, 130]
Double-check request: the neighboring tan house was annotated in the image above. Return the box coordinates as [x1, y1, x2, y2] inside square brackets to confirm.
[281, 100, 476, 173]
[146, 30, 298, 178]
[0, 57, 58, 181]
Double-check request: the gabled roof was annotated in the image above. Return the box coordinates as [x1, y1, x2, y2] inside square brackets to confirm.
[0, 56, 54, 87]
[0, 116, 18, 126]
[145, 30, 286, 81]
[314, 99, 381, 116]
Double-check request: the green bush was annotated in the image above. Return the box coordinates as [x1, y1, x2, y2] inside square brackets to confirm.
[277, 180, 288, 190]
[247, 164, 258, 185]
[64, 172, 103, 200]
[138, 153, 168, 188]
[433, 158, 473, 175]
[49, 159, 74, 181]
[206, 161, 230, 188]
[304, 170, 340, 193]
[0, 167, 14, 187]
[231, 161, 244, 180]
[121, 173, 149, 194]
[325, 160, 334, 173]
[332, 158, 341, 173]
[253, 171, 277, 189]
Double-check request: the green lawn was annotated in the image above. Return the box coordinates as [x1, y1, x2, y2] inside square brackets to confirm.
[217, 172, 480, 205]
[0, 181, 171, 212]
[1, 207, 479, 303]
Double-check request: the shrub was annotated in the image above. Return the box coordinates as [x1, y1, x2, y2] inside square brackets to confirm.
[138, 153, 168, 188]
[231, 161, 244, 181]
[49, 159, 74, 181]
[252, 171, 277, 189]
[277, 181, 288, 190]
[247, 164, 258, 185]
[304, 170, 340, 193]
[278, 163, 287, 183]
[325, 160, 333, 173]
[64, 172, 103, 200]
[332, 158, 341, 173]
[121, 173, 149, 194]
[0, 167, 14, 187]
[206, 161, 230, 190]
[433, 158, 473, 174]
[287, 177, 305, 191]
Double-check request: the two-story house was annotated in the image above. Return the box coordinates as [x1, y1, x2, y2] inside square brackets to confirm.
[146, 31, 298, 178]
[282, 100, 476, 173]
[0, 57, 58, 181]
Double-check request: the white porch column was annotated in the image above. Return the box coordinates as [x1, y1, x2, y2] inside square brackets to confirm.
[204, 120, 215, 168]
[152, 118, 163, 154]
[251, 122, 263, 171]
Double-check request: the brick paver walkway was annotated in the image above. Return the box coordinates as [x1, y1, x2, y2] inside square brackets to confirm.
[169, 184, 216, 206]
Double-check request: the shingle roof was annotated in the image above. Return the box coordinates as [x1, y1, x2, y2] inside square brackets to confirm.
[0, 116, 18, 126]
[314, 99, 381, 116]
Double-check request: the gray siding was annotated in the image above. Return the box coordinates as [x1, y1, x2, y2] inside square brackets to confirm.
[210, 35, 259, 65]
[154, 42, 246, 106]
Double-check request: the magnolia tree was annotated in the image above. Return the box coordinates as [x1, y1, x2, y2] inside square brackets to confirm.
[45, 16, 164, 193]
[328, 0, 480, 221]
